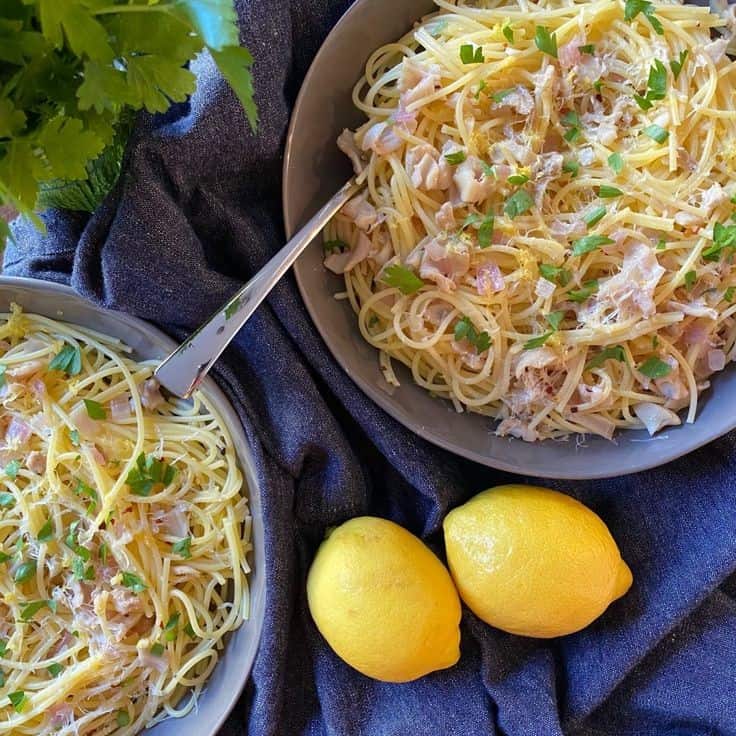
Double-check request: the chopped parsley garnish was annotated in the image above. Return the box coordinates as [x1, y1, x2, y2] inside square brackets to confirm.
[126, 453, 178, 497]
[480, 160, 496, 178]
[0, 640, 7, 657]
[165, 612, 181, 641]
[74, 478, 98, 508]
[504, 190, 534, 219]
[460, 44, 484, 64]
[477, 214, 495, 248]
[69, 429, 80, 446]
[381, 264, 424, 294]
[454, 317, 491, 353]
[703, 222, 736, 261]
[562, 159, 579, 177]
[0, 492, 15, 508]
[608, 153, 624, 175]
[20, 599, 56, 621]
[670, 49, 688, 80]
[172, 536, 192, 559]
[561, 110, 582, 142]
[725, 286, 736, 302]
[593, 79, 604, 92]
[502, 23, 514, 43]
[224, 296, 241, 320]
[64, 521, 90, 561]
[0, 551, 10, 563]
[117, 711, 131, 728]
[83, 399, 106, 420]
[150, 642, 165, 656]
[508, 173, 529, 185]
[0, 365, 6, 390]
[634, 59, 667, 110]
[572, 234, 615, 256]
[643, 124, 668, 144]
[583, 206, 607, 228]
[8, 690, 26, 713]
[323, 239, 347, 254]
[37, 518, 54, 543]
[444, 150, 467, 165]
[72, 557, 95, 581]
[49, 344, 82, 376]
[14, 561, 36, 584]
[491, 88, 514, 103]
[568, 280, 600, 302]
[578, 44, 596, 54]
[99, 542, 108, 565]
[462, 213, 482, 230]
[684, 270, 696, 290]
[47, 663, 64, 677]
[539, 264, 571, 286]
[121, 571, 147, 593]
[638, 357, 672, 379]
[4, 460, 20, 480]
[624, 0, 664, 35]
[534, 26, 558, 58]
[598, 185, 623, 198]
[184, 622, 197, 638]
[586, 345, 627, 370]
[656, 238, 667, 250]
[524, 311, 565, 349]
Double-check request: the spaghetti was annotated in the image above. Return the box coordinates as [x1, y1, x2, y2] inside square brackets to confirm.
[325, 0, 736, 441]
[0, 306, 250, 734]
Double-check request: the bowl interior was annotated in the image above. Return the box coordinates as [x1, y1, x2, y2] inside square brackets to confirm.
[0, 277, 264, 736]
[282, 0, 734, 478]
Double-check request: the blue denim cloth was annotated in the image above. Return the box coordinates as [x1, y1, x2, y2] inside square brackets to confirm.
[5, 1, 736, 734]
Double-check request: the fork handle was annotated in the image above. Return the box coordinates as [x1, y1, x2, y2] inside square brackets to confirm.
[155, 178, 360, 398]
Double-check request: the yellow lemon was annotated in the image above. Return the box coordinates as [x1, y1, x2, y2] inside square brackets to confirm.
[443, 485, 632, 638]
[307, 516, 462, 682]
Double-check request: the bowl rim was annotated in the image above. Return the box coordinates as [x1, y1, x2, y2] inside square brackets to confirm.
[282, 0, 732, 479]
[0, 275, 265, 735]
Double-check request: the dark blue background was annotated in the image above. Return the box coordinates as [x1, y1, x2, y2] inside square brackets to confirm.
[5, 1, 736, 734]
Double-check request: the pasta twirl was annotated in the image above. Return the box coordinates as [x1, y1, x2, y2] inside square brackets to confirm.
[325, 0, 736, 442]
[0, 306, 250, 734]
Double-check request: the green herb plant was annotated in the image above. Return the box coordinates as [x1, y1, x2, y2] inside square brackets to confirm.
[0, 0, 257, 244]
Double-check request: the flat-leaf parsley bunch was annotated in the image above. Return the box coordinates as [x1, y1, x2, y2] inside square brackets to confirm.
[0, 0, 257, 241]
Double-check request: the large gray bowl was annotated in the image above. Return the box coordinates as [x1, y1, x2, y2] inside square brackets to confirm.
[283, 0, 731, 479]
[0, 276, 264, 735]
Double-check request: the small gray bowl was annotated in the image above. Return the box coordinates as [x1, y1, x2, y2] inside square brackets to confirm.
[283, 0, 731, 479]
[0, 276, 264, 735]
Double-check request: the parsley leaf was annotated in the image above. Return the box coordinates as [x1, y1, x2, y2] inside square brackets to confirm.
[534, 26, 558, 58]
[444, 150, 467, 165]
[562, 110, 581, 142]
[643, 124, 669, 143]
[381, 264, 424, 294]
[725, 286, 736, 302]
[524, 332, 555, 350]
[49, 344, 82, 375]
[36, 518, 54, 543]
[19, 599, 55, 621]
[572, 234, 615, 256]
[539, 264, 571, 286]
[151, 642, 165, 656]
[47, 663, 64, 677]
[0, 492, 16, 509]
[670, 49, 688, 80]
[586, 345, 627, 370]
[546, 311, 565, 330]
[504, 190, 534, 219]
[503, 23, 514, 43]
[454, 317, 491, 353]
[608, 153, 624, 175]
[83, 399, 106, 420]
[460, 44, 484, 64]
[703, 221, 736, 261]
[579, 44, 596, 54]
[323, 240, 347, 254]
[491, 88, 514, 103]
[4, 460, 20, 480]
[477, 214, 495, 248]
[583, 206, 607, 228]
[14, 561, 36, 584]
[172, 537, 192, 559]
[121, 571, 147, 593]
[598, 185, 624, 198]
[0, 365, 5, 391]
[117, 711, 131, 728]
[126, 453, 178, 497]
[8, 690, 26, 713]
[638, 357, 672, 378]
[684, 270, 696, 290]
[562, 159, 579, 177]
[524, 311, 565, 349]
[568, 280, 600, 302]
[508, 173, 529, 185]
[624, 0, 664, 35]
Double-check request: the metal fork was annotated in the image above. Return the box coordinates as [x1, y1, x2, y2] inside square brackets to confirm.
[155, 178, 359, 398]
